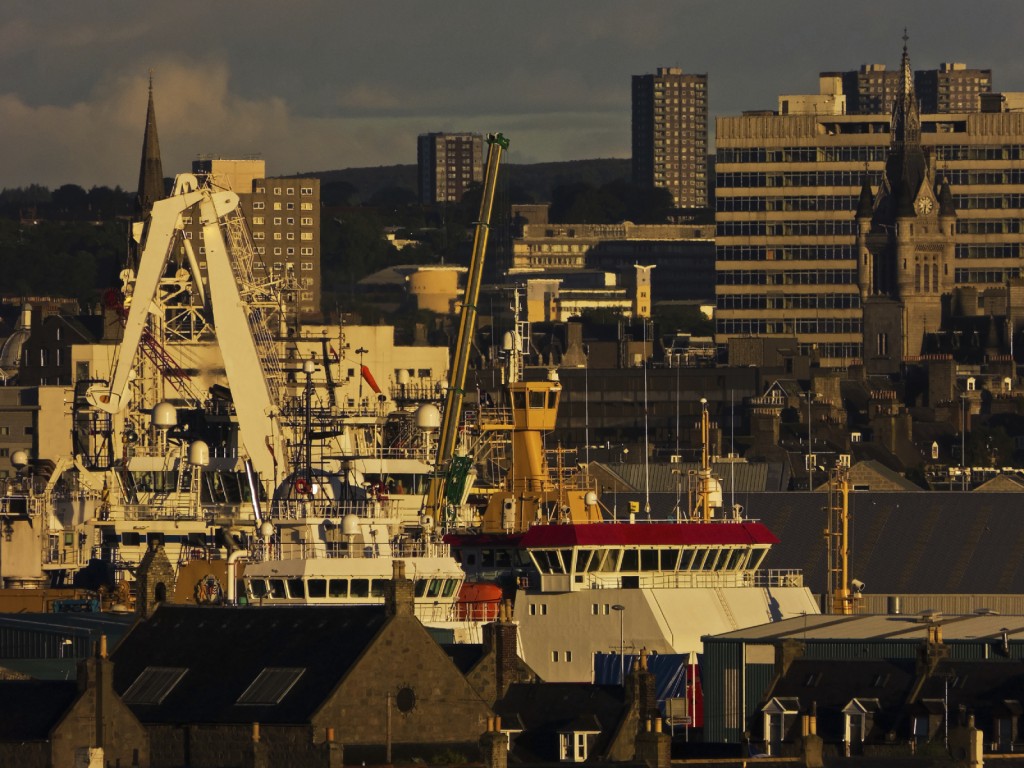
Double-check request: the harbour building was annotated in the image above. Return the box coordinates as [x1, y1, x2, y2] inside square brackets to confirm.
[714, 47, 1024, 367]
[632, 68, 709, 210]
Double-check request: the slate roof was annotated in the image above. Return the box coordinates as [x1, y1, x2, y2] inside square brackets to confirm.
[612, 490, 1024, 595]
[495, 682, 627, 763]
[111, 605, 389, 724]
[766, 658, 918, 741]
[0, 680, 78, 740]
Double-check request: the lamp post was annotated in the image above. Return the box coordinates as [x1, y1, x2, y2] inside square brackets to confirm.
[804, 391, 816, 491]
[355, 346, 368, 401]
[612, 604, 625, 683]
[960, 394, 968, 491]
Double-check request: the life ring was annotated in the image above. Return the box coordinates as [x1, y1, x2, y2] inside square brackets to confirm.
[294, 477, 310, 495]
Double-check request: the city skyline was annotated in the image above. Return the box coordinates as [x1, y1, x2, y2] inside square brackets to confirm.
[3, 0, 1024, 189]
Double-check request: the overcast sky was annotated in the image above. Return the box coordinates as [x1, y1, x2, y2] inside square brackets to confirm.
[3, 0, 1024, 189]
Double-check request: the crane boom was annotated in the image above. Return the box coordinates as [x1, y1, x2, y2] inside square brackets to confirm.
[427, 132, 508, 527]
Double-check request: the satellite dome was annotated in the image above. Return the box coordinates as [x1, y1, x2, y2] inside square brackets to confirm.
[259, 521, 275, 539]
[341, 513, 360, 536]
[188, 440, 210, 467]
[415, 403, 441, 430]
[10, 450, 29, 469]
[585, 491, 598, 507]
[152, 401, 177, 429]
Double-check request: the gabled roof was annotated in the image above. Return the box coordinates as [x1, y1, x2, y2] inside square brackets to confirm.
[495, 682, 627, 762]
[111, 605, 389, 724]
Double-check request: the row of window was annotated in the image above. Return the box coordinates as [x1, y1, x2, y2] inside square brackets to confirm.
[955, 244, 1020, 259]
[798, 342, 863, 359]
[252, 232, 315, 241]
[717, 171, 883, 189]
[717, 220, 856, 237]
[528, 545, 768, 575]
[247, 575, 459, 601]
[716, 245, 855, 262]
[952, 194, 1024, 209]
[717, 293, 861, 310]
[717, 319, 862, 335]
[717, 146, 889, 164]
[955, 268, 1024, 284]
[253, 186, 315, 196]
[717, 195, 859, 213]
[718, 145, 1024, 164]
[717, 269, 858, 285]
[956, 219, 1024, 234]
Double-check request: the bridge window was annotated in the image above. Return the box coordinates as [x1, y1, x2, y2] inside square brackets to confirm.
[620, 549, 639, 572]
[660, 548, 681, 570]
[268, 579, 286, 598]
[680, 548, 696, 570]
[640, 549, 659, 571]
[307, 579, 326, 598]
[286, 579, 305, 598]
[351, 579, 370, 598]
[329, 579, 348, 598]
[576, 549, 595, 572]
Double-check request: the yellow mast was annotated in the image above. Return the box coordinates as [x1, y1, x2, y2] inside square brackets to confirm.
[826, 464, 853, 614]
[425, 133, 509, 528]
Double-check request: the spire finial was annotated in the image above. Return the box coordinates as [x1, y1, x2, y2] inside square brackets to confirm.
[148, 68, 153, 94]
[902, 27, 909, 52]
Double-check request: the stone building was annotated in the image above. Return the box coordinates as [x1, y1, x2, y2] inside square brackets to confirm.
[714, 42, 1024, 367]
[856, 42, 957, 374]
[0, 636, 149, 768]
[111, 563, 494, 766]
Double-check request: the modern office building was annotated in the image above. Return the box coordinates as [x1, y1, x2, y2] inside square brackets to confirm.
[190, 158, 322, 320]
[822, 60, 992, 115]
[511, 220, 715, 302]
[631, 68, 709, 210]
[714, 47, 1024, 367]
[417, 132, 484, 204]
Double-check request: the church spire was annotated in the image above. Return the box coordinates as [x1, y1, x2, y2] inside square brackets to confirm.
[890, 29, 921, 152]
[136, 71, 165, 218]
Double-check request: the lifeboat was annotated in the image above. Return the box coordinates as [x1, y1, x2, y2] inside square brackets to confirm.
[454, 581, 503, 621]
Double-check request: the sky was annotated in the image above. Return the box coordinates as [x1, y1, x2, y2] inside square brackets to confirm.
[3, 0, 1024, 190]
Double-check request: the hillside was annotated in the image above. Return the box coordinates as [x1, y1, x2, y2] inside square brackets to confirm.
[308, 158, 631, 205]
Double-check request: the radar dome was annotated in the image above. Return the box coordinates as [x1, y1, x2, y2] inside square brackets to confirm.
[152, 401, 177, 429]
[188, 440, 210, 467]
[585, 491, 598, 507]
[397, 369, 410, 385]
[10, 450, 29, 469]
[259, 521, 275, 539]
[416, 403, 441, 430]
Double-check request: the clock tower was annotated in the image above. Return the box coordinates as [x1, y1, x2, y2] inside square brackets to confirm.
[856, 34, 957, 374]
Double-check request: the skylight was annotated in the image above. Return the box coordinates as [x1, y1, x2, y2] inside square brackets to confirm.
[236, 667, 305, 706]
[123, 667, 188, 705]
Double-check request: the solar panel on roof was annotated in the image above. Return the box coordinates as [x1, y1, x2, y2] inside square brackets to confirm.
[236, 667, 305, 706]
[122, 667, 188, 705]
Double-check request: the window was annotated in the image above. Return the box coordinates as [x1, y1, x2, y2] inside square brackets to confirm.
[300, 202, 313, 210]
[253, 201, 265, 210]
[301, 262, 313, 270]
[300, 232, 314, 240]
[286, 187, 294, 195]
[273, 187, 282, 195]
[301, 187, 313, 195]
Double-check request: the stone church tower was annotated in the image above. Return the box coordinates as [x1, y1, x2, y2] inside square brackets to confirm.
[856, 36, 957, 374]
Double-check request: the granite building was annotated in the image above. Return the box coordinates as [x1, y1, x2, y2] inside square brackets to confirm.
[631, 68, 709, 210]
[714, 45, 1024, 367]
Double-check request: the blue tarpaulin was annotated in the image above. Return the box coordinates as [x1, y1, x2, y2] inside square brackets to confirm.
[593, 652, 698, 711]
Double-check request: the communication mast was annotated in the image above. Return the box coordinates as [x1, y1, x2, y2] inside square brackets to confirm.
[825, 458, 854, 614]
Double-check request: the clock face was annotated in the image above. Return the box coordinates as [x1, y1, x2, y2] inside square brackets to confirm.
[916, 197, 934, 214]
